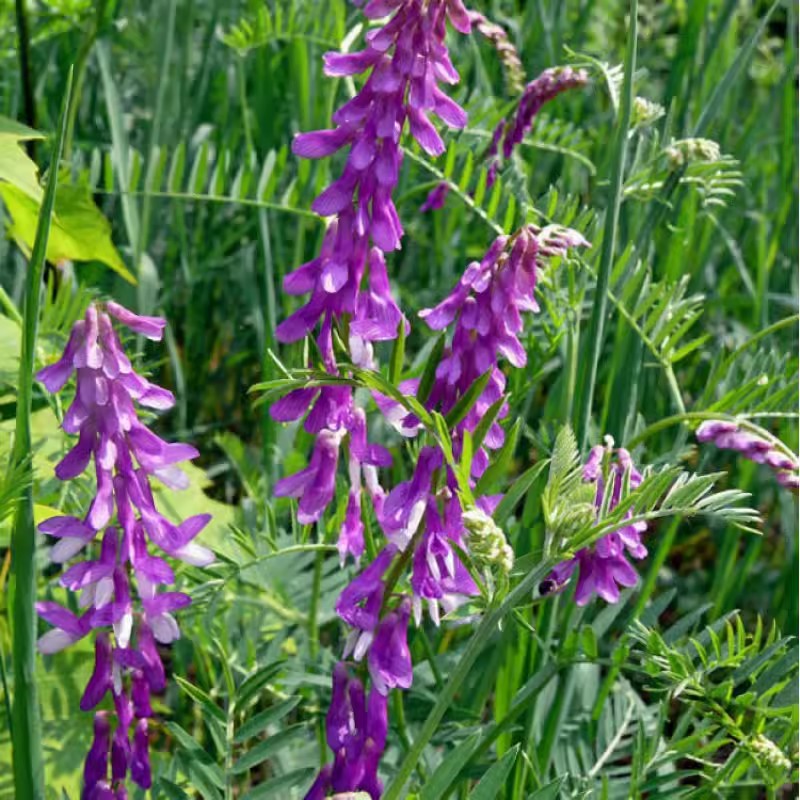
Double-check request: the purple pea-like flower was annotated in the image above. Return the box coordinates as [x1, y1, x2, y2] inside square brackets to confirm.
[35, 301, 212, 793]
[548, 444, 649, 605]
[368, 597, 413, 695]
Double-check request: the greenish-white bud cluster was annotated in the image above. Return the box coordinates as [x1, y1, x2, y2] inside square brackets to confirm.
[665, 137, 722, 168]
[632, 96, 665, 127]
[462, 507, 514, 575]
[748, 734, 792, 773]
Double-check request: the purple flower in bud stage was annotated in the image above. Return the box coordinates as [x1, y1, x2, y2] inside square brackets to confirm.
[548, 444, 649, 606]
[130, 720, 152, 789]
[84, 712, 112, 791]
[482, 66, 588, 186]
[35, 301, 211, 793]
[368, 597, 413, 695]
[306, 664, 390, 800]
[304, 765, 333, 800]
[327, 663, 367, 765]
[696, 420, 799, 490]
[420, 182, 450, 212]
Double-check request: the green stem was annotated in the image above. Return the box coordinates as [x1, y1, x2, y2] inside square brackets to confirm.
[10, 70, 72, 800]
[308, 550, 324, 661]
[381, 558, 555, 800]
[576, 0, 637, 451]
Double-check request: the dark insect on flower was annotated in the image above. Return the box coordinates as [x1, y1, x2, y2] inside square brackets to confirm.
[538, 578, 557, 596]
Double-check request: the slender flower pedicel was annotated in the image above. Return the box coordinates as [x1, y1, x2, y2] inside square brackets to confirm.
[35, 302, 212, 796]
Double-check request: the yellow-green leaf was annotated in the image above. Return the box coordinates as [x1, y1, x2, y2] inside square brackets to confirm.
[0, 180, 137, 285]
[0, 114, 44, 203]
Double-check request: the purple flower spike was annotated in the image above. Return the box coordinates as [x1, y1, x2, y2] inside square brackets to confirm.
[696, 419, 799, 490]
[368, 597, 413, 695]
[35, 301, 212, 792]
[417, 227, 587, 476]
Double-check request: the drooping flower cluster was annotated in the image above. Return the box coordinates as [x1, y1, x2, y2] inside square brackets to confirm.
[547, 443, 648, 605]
[697, 420, 799, 490]
[35, 302, 212, 797]
[485, 65, 588, 186]
[273, 0, 475, 565]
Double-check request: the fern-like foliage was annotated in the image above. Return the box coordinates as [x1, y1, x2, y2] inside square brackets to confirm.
[608, 256, 709, 367]
[630, 613, 799, 792]
[217, 0, 339, 57]
[77, 140, 310, 216]
[625, 141, 744, 212]
[703, 345, 799, 418]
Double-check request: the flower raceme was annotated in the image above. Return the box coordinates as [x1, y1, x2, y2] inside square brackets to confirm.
[696, 420, 799, 490]
[274, 0, 475, 563]
[298, 223, 587, 798]
[35, 301, 211, 797]
[485, 65, 588, 187]
[280, 0, 473, 352]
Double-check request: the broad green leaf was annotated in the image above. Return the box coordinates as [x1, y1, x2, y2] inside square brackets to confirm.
[0, 181, 136, 284]
[0, 115, 44, 203]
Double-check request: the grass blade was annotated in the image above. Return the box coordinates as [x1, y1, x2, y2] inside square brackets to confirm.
[10, 68, 73, 800]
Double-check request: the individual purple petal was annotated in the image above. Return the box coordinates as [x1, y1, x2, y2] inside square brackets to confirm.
[106, 301, 166, 341]
[339, 491, 365, 564]
[36, 321, 85, 392]
[293, 128, 352, 158]
[335, 546, 395, 630]
[270, 388, 319, 422]
[368, 598, 413, 694]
